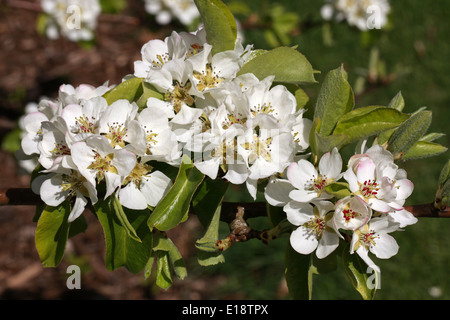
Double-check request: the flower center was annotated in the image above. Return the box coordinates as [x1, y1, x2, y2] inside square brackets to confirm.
[359, 180, 379, 198]
[187, 43, 204, 58]
[165, 82, 194, 114]
[309, 175, 327, 194]
[222, 113, 247, 130]
[151, 53, 169, 68]
[87, 152, 117, 182]
[123, 162, 153, 187]
[342, 208, 358, 222]
[106, 122, 127, 148]
[242, 134, 272, 163]
[61, 171, 88, 198]
[359, 230, 379, 249]
[51, 142, 71, 157]
[193, 65, 222, 92]
[74, 114, 96, 134]
[251, 102, 276, 117]
[303, 217, 326, 238]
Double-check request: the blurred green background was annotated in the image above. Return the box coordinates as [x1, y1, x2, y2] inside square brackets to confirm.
[195, 0, 449, 300]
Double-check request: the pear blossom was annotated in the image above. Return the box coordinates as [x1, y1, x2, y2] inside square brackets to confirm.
[343, 145, 414, 213]
[58, 83, 112, 106]
[134, 31, 192, 79]
[70, 136, 136, 198]
[97, 99, 141, 150]
[284, 200, 340, 259]
[20, 111, 50, 156]
[135, 106, 181, 163]
[333, 195, 372, 231]
[237, 114, 295, 198]
[321, 0, 391, 31]
[287, 147, 343, 203]
[38, 169, 98, 222]
[118, 160, 172, 210]
[144, 0, 200, 26]
[350, 216, 400, 273]
[146, 59, 196, 118]
[188, 124, 247, 183]
[187, 43, 244, 99]
[37, 120, 71, 169]
[41, 0, 101, 41]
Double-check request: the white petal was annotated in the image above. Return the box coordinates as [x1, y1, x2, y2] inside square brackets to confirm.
[316, 231, 340, 259]
[289, 189, 319, 203]
[319, 147, 342, 180]
[40, 175, 67, 206]
[287, 160, 317, 190]
[111, 146, 134, 171]
[118, 183, 148, 210]
[140, 171, 172, 207]
[194, 157, 221, 180]
[246, 178, 258, 200]
[68, 193, 88, 222]
[355, 247, 380, 273]
[368, 198, 391, 213]
[388, 209, 418, 228]
[104, 171, 121, 199]
[394, 179, 414, 201]
[343, 168, 359, 193]
[264, 178, 295, 207]
[355, 157, 376, 183]
[171, 104, 203, 125]
[290, 226, 318, 255]
[372, 233, 399, 259]
[284, 201, 314, 226]
[223, 163, 248, 185]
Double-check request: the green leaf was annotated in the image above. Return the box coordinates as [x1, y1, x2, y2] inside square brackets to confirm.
[148, 156, 205, 231]
[387, 110, 432, 159]
[309, 118, 348, 162]
[438, 159, 450, 187]
[103, 77, 143, 105]
[152, 232, 187, 280]
[194, 0, 237, 55]
[156, 251, 173, 290]
[237, 47, 317, 85]
[35, 203, 71, 267]
[94, 198, 152, 274]
[388, 91, 405, 111]
[324, 182, 351, 199]
[192, 178, 229, 266]
[295, 88, 310, 110]
[112, 196, 141, 243]
[402, 141, 447, 161]
[136, 82, 164, 109]
[285, 242, 313, 300]
[192, 177, 229, 228]
[420, 132, 446, 142]
[342, 244, 377, 300]
[311, 249, 338, 275]
[333, 106, 410, 144]
[314, 65, 354, 136]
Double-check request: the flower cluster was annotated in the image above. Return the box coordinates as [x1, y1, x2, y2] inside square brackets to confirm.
[144, 0, 200, 26]
[41, 0, 101, 41]
[19, 27, 312, 221]
[321, 0, 391, 31]
[265, 144, 417, 272]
